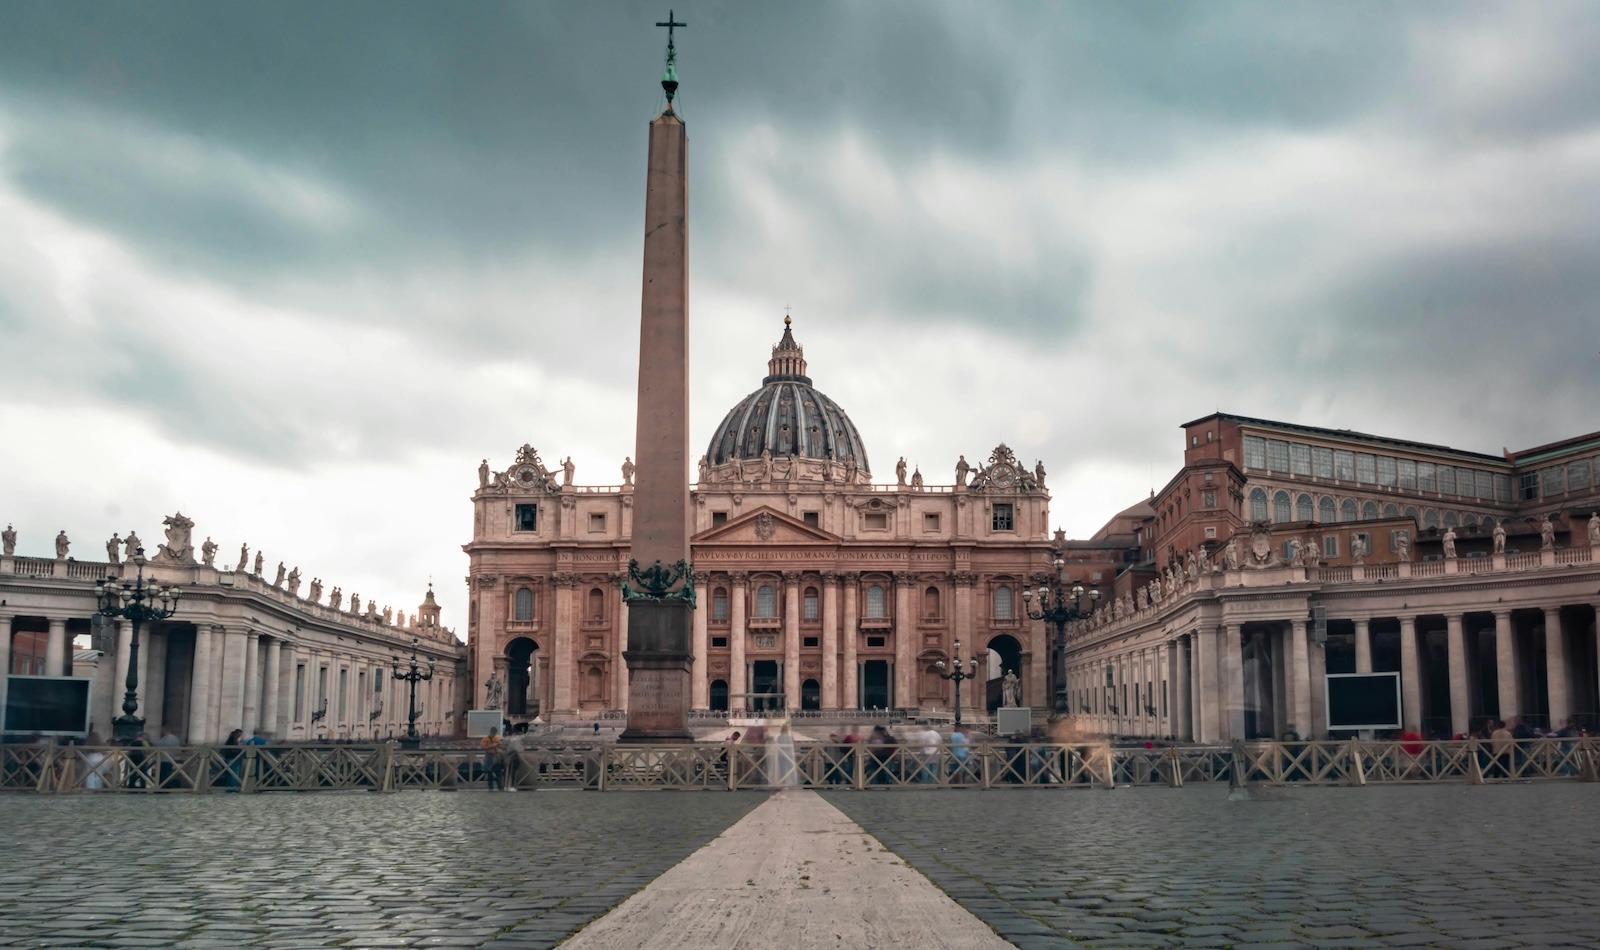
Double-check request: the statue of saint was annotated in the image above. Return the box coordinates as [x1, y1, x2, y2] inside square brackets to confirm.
[1, 524, 14, 556]
[478, 458, 490, 488]
[485, 672, 504, 709]
[253, 551, 265, 576]
[1440, 528, 1455, 559]
[273, 562, 287, 588]
[955, 455, 970, 487]
[54, 530, 69, 559]
[383, 606, 393, 625]
[1395, 533, 1411, 562]
[201, 537, 217, 567]
[1225, 536, 1241, 570]
[1589, 512, 1599, 546]
[107, 534, 122, 564]
[308, 578, 323, 603]
[1540, 516, 1556, 551]
[622, 456, 635, 487]
[1493, 521, 1507, 554]
[844, 455, 858, 483]
[124, 531, 141, 560]
[237, 543, 249, 572]
[1034, 460, 1047, 489]
[895, 456, 907, 487]
[349, 592, 361, 615]
[697, 455, 711, 483]
[562, 456, 576, 487]
[330, 587, 343, 610]
[1001, 670, 1022, 708]
[287, 567, 301, 596]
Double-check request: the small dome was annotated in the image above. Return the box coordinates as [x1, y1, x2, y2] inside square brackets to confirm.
[706, 317, 871, 475]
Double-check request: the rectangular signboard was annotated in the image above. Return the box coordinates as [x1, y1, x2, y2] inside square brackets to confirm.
[1325, 672, 1402, 731]
[466, 709, 504, 738]
[4, 675, 93, 737]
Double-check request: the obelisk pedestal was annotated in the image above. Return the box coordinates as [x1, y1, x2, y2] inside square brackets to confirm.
[621, 62, 695, 744]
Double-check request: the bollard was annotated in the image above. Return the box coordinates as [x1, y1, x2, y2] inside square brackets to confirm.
[1466, 739, 1485, 785]
[1227, 738, 1248, 799]
[1166, 746, 1184, 788]
[1346, 738, 1366, 787]
[240, 747, 257, 794]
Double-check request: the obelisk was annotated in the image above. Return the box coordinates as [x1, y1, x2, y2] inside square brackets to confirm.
[621, 12, 695, 743]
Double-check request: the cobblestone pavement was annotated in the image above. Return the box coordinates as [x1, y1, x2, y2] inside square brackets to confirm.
[828, 784, 1600, 949]
[0, 790, 766, 949]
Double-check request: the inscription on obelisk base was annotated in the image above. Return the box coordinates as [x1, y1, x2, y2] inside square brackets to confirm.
[622, 602, 693, 739]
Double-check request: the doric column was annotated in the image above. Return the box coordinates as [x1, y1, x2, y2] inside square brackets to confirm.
[1289, 619, 1311, 738]
[46, 618, 67, 677]
[841, 577, 858, 709]
[1398, 616, 1421, 732]
[188, 625, 213, 743]
[241, 630, 261, 734]
[690, 574, 707, 708]
[262, 637, 282, 738]
[1221, 623, 1245, 741]
[217, 626, 246, 737]
[728, 573, 747, 712]
[1446, 614, 1469, 737]
[1174, 638, 1192, 741]
[893, 574, 915, 709]
[1493, 610, 1517, 721]
[1154, 643, 1167, 735]
[1353, 618, 1371, 674]
[1544, 607, 1568, 727]
[783, 572, 801, 712]
[821, 573, 840, 710]
[1193, 628, 1217, 742]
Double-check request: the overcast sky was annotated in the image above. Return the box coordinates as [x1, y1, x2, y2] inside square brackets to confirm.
[3, 1, 1597, 634]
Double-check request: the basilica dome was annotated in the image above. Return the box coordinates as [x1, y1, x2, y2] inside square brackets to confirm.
[705, 317, 871, 479]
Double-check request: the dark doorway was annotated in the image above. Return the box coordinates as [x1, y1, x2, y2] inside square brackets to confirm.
[860, 660, 890, 710]
[709, 679, 729, 712]
[751, 660, 781, 712]
[506, 638, 538, 717]
[162, 625, 195, 741]
[801, 678, 821, 711]
[986, 635, 1022, 711]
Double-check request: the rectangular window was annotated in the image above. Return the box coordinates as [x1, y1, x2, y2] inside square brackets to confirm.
[712, 591, 729, 621]
[1355, 453, 1377, 484]
[1334, 450, 1355, 481]
[1323, 535, 1338, 558]
[755, 585, 777, 618]
[514, 503, 538, 532]
[1439, 466, 1457, 496]
[338, 669, 348, 720]
[1290, 443, 1311, 475]
[1398, 459, 1417, 490]
[1377, 456, 1397, 487]
[1204, 526, 1217, 538]
[865, 586, 887, 618]
[1202, 491, 1216, 508]
[1313, 446, 1334, 479]
[1266, 440, 1290, 473]
[710, 636, 729, 648]
[1476, 470, 1494, 500]
[992, 503, 1014, 531]
[1417, 462, 1436, 492]
[923, 512, 941, 531]
[803, 511, 820, 527]
[1518, 472, 1538, 501]
[866, 635, 886, 648]
[375, 668, 384, 693]
[864, 512, 888, 530]
[317, 666, 328, 707]
[803, 589, 820, 620]
[1243, 436, 1267, 470]
[802, 636, 820, 648]
[587, 512, 606, 532]
[294, 664, 306, 719]
[1569, 461, 1591, 493]
[711, 511, 728, 526]
[1542, 466, 1565, 497]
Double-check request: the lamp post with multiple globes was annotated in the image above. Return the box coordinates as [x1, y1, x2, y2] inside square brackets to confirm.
[392, 637, 434, 749]
[1022, 550, 1100, 714]
[95, 548, 181, 745]
[934, 638, 980, 729]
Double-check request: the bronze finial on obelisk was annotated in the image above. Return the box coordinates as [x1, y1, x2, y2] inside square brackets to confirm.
[620, 11, 695, 743]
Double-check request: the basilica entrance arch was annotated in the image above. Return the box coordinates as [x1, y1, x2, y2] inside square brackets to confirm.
[800, 678, 821, 711]
[985, 634, 1023, 711]
[505, 637, 539, 718]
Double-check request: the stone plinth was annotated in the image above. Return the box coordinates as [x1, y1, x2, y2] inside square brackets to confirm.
[621, 601, 693, 743]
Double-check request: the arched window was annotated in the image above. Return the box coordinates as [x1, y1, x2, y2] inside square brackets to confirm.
[1463, 513, 1478, 527]
[865, 585, 886, 619]
[1340, 499, 1357, 522]
[1249, 488, 1268, 521]
[1481, 516, 1496, 530]
[1444, 511, 1459, 528]
[755, 584, 777, 619]
[1362, 501, 1378, 520]
[1319, 496, 1336, 523]
[1405, 506, 1419, 522]
[1423, 509, 1439, 529]
[923, 586, 941, 619]
[1273, 491, 1291, 524]
[514, 587, 534, 622]
[587, 587, 604, 621]
[803, 586, 820, 621]
[709, 680, 729, 712]
[994, 585, 1014, 620]
[1383, 503, 1399, 519]
[1296, 493, 1313, 521]
[712, 587, 729, 622]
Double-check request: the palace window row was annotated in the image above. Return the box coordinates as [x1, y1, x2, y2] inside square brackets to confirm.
[696, 581, 1014, 625]
[1242, 436, 1511, 502]
[1248, 488, 1494, 530]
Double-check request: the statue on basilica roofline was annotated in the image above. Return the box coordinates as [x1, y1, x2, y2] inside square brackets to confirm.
[622, 456, 635, 487]
[955, 455, 970, 487]
[287, 567, 301, 597]
[201, 537, 217, 568]
[562, 456, 576, 488]
[308, 578, 323, 604]
[1, 524, 14, 556]
[237, 543, 249, 572]
[273, 562, 287, 588]
[329, 587, 343, 610]
[253, 551, 265, 576]
[55, 530, 69, 559]
[107, 534, 122, 564]
[478, 458, 490, 489]
[1035, 460, 1047, 489]
[124, 531, 141, 561]
[895, 456, 908, 488]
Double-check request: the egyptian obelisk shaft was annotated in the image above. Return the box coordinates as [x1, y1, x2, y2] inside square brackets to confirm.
[622, 21, 694, 743]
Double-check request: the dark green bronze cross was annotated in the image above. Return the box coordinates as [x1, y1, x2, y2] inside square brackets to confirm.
[656, 10, 686, 42]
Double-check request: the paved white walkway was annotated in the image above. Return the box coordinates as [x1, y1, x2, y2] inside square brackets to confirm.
[560, 789, 1014, 949]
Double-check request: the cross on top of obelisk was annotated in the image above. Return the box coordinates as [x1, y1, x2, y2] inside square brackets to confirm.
[656, 9, 687, 105]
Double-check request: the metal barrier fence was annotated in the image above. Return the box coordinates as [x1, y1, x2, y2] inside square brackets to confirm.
[3, 737, 1596, 794]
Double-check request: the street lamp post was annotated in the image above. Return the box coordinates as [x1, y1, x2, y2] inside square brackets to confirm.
[1022, 549, 1100, 714]
[934, 638, 980, 729]
[391, 637, 434, 749]
[95, 548, 181, 745]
